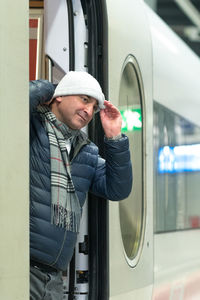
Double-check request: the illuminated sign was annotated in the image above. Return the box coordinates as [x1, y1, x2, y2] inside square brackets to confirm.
[120, 108, 142, 132]
[158, 144, 200, 173]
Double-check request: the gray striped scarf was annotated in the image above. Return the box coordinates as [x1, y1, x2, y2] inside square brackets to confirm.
[37, 105, 81, 232]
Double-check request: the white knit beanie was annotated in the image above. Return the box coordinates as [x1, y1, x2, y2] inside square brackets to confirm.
[53, 71, 105, 111]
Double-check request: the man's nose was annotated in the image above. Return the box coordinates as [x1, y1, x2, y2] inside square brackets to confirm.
[84, 103, 94, 116]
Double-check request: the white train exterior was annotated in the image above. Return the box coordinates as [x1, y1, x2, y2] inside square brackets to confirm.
[1, 0, 200, 299]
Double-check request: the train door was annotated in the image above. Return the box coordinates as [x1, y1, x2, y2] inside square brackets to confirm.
[29, 0, 154, 299]
[106, 1, 154, 299]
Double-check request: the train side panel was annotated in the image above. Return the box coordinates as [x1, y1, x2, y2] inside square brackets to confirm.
[106, 0, 154, 298]
[145, 5, 200, 300]
[0, 1, 29, 299]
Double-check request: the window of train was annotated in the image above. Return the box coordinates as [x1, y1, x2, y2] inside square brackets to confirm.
[119, 55, 145, 267]
[154, 101, 200, 232]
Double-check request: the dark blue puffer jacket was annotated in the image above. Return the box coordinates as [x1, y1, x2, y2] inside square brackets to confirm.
[30, 80, 132, 271]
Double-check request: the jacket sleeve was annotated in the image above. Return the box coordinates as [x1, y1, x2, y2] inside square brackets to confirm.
[29, 80, 55, 113]
[90, 134, 133, 201]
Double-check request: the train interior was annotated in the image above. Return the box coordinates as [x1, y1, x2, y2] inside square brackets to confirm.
[30, 0, 108, 298]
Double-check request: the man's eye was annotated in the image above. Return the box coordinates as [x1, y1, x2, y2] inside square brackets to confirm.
[81, 96, 88, 103]
[94, 105, 98, 112]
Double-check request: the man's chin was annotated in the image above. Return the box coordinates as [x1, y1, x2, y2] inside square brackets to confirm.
[69, 121, 85, 130]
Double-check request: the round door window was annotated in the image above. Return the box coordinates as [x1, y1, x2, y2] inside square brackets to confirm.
[119, 55, 145, 267]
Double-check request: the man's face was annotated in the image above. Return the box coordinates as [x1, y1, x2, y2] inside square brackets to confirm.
[54, 95, 98, 130]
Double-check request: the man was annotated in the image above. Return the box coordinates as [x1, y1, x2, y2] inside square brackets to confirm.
[30, 71, 132, 300]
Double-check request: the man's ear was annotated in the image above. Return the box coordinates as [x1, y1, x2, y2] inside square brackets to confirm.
[56, 96, 62, 103]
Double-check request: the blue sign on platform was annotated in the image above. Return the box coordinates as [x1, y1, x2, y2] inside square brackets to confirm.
[158, 144, 200, 173]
